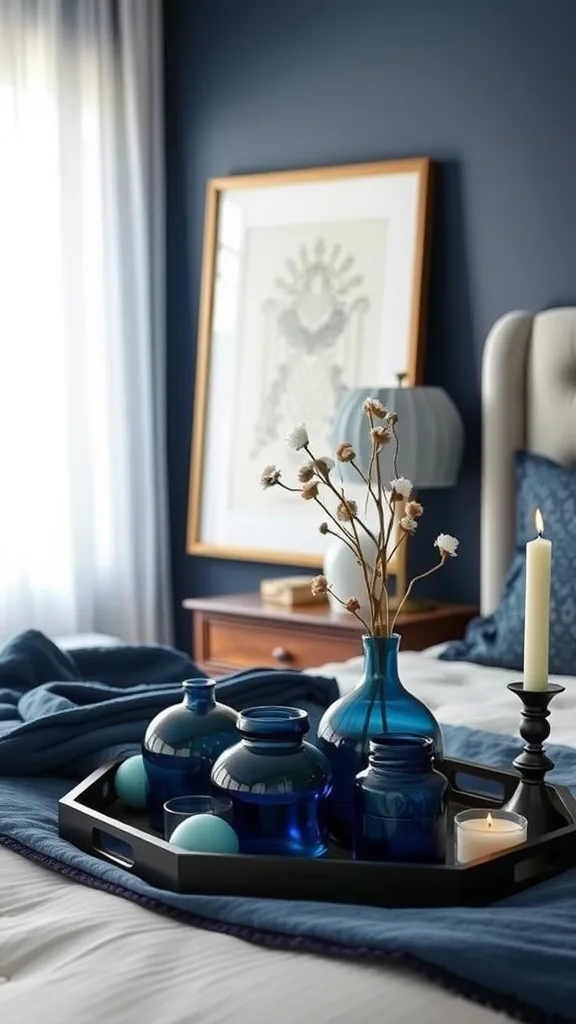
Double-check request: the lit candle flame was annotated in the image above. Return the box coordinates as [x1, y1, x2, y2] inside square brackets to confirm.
[486, 813, 493, 829]
[535, 509, 544, 537]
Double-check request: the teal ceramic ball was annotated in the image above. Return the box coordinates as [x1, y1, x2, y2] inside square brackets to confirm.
[114, 755, 148, 810]
[170, 814, 239, 854]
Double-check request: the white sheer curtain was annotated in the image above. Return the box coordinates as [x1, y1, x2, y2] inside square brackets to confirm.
[0, 0, 172, 644]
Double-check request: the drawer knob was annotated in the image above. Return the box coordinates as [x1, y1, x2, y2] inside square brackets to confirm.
[272, 646, 292, 663]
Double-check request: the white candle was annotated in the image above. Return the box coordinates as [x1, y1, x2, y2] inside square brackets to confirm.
[455, 811, 527, 864]
[523, 509, 552, 691]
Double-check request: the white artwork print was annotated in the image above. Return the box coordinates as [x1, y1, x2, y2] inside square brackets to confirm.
[194, 164, 425, 560]
[231, 218, 388, 511]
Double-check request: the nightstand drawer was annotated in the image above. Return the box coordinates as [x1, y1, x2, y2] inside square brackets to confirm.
[200, 617, 358, 673]
[185, 594, 478, 676]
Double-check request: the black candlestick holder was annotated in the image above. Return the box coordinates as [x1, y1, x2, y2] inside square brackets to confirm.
[504, 681, 571, 838]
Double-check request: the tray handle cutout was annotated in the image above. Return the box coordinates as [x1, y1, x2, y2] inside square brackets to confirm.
[92, 828, 134, 869]
[452, 771, 505, 802]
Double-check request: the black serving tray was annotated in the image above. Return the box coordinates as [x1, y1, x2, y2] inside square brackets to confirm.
[58, 758, 576, 908]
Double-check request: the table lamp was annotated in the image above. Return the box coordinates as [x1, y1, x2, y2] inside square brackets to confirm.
[331, 378, 464, 611]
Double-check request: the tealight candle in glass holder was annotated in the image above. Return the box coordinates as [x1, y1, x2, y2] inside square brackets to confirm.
[454, 809, 527, 865]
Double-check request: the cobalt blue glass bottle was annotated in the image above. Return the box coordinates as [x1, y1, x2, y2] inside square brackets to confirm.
[354, 734, 448, 863]
[211, 706, 332, 857]
[143, 679, 238, 831]
[316, 634, 444, 846]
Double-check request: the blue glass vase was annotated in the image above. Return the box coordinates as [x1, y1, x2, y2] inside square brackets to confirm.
[143, 678, 238, 831]
[211, 706, 332, 857]
[354, 734, 448, 863]
[316, 634, 444, 846]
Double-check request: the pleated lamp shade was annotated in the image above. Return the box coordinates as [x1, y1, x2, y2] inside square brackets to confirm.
[332, 386, 464, 488]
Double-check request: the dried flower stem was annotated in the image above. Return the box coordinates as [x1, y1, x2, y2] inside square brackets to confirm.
[314, 502, 358, 558]
[368, 411, 388, 635]
[359, 677, 390, 756]
[377, 433, 401, 628]
[365, 447, 377, 527]
[349, 458, 390, 629]
[386, 528, 408, 566]
[375, 494, 396, 634]
[328, 586, 370, 633]
[349, 458, 379, 516]
[380, 577, 390, 640]
[380, 430, 401, 572]
[344, 492, 375, 627]
[391, 421, 400, 481]
[304, 443, 380, 550]
[323, 525, 348, 546]
[346, 455, 385, 525]
[382, 491, 398, 566]
[390, 559, 446, 632]
[360, 684, 380, 758]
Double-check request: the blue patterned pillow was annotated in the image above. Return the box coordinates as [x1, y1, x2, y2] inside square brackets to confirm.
[440, 451, 576, 676]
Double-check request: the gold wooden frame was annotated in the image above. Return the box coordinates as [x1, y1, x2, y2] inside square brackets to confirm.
[187, 157, 433, 566]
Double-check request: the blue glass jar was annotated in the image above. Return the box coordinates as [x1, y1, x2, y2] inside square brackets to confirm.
[317, 634, 444, 846]
[143, 678, 238, 831]
[211, 706, 332, 857]
[354, 734, 448, 863]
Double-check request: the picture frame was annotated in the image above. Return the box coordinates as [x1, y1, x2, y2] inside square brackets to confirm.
[187, 158, 433, 567]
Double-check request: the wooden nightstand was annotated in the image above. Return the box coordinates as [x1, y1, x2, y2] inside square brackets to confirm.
[183, 593, 477, 676]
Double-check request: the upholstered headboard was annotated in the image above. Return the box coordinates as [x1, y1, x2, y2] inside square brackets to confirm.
[481, 307, 576, 616]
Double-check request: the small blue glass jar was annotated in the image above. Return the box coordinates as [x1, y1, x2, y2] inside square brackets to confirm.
[211, 706, 332, 858]
[143, 678, 238, 831]
[354, 734, 448, 864]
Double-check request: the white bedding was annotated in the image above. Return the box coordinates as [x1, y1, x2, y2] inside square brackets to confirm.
[0, 846, 509, 1024]
[1, 650, 573, 1024]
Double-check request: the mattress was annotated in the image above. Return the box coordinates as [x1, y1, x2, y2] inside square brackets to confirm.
[1, 650, 572, 1024]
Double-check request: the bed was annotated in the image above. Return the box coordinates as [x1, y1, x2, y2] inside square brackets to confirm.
[1, 307, 575, 1024]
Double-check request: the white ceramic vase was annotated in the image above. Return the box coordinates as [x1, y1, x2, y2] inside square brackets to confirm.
[323, 535, 374, 622]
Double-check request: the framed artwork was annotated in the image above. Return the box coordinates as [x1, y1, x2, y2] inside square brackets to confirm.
[187, 158, 433, 566]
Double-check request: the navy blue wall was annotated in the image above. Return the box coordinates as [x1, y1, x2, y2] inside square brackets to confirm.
[164, 0, 576, 650]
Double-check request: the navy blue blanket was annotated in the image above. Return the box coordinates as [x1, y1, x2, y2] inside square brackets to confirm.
[0, 630, 337, 776]
[1, 631, 575, 1024]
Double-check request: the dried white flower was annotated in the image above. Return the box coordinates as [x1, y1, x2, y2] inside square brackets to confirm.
[260, 465, 281, 489]
[301, 480, 319, 500]
[405, 500, 424, 518]
[399, 516, 418, 535]
[344, 597, 361, 614]
[337, 498, 358, 522]
[435, 533, 459, 558]
[335, 441, 356, 463]
[314, 456, 335, 479]
[310, 574, 328, 596]
[391, 477, 413, 500]
[370, 425, 392, 450]
[297, 461, 315, 483]
[363, 397, 388, 419]
[286, 424, 309, 450]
